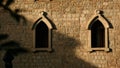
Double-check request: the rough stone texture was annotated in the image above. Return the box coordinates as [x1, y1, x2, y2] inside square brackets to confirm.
[0, 0, 119, 68]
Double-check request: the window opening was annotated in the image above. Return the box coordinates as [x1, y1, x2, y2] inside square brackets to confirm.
[35, 21, 48, 48]
[91, 20, 105, 48]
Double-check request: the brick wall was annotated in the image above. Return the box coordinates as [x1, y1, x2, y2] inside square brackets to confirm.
[0, 0, 119, 68]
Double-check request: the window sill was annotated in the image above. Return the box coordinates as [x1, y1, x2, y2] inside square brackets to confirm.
[88, 48, 110, 52]
[32, 48, 53, 52]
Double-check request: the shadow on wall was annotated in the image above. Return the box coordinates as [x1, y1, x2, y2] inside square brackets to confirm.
[0, 0, 27, 25]
[0, 0, 28, 68]
[51, 31, 97, 68]
[31, 12, 98, 67]
[0, 0, 97, 68]
[0, 41, 28, 68]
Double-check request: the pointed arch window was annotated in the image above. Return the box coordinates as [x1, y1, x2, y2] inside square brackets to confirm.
[32, 12, 53, 52]
[91, 20, 105, 48]
[35, 21, 49, 48]
[87, 10, 110, 52]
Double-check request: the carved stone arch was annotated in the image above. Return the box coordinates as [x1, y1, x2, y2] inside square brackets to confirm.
[32, 11, 54, 52]
[87, 10, 110, 29]
[32, 12, 53, 30]
[87, 10, 110, 52]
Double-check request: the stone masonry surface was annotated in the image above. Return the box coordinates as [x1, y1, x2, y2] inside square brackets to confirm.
[0, 0, 119, 68]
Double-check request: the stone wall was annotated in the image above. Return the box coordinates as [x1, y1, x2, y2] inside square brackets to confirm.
[0, 0, 120, 68]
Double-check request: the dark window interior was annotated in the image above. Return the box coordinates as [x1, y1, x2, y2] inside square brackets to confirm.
[35, 21, 48, 48]
[91, 20, 105, 48]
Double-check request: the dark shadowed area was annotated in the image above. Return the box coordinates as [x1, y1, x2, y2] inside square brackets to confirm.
[0, 0, 28, 68]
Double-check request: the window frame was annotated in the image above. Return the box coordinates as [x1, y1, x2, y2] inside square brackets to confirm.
[32, 12, 53, 52]
[87, 10, 110, 52]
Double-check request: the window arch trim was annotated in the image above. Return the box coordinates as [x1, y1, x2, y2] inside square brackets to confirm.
[87, 12, 110, 29]
[32, 13, 53, 30]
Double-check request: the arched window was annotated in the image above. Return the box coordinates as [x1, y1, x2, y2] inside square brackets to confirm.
[32, 11, 53, 52]
[91, 20, 105, 48]
[35, 21, 48, 48]
[87, 10, 110, 52]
